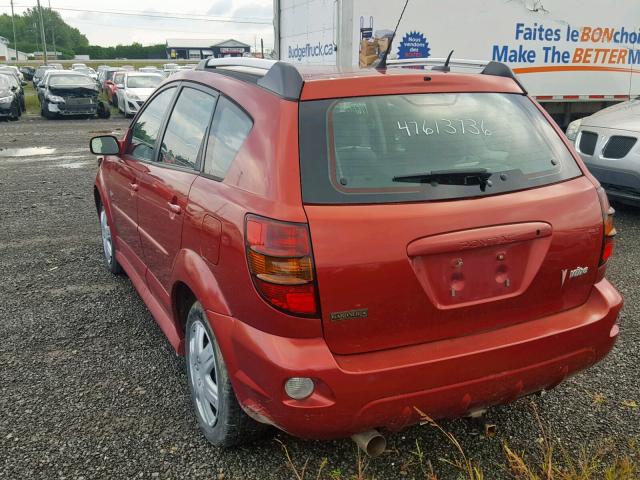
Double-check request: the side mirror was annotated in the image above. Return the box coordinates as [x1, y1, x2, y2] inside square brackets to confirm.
[21, 81, 27, 86]
[116, 84, 124, 89]
[90, 135, 120, 155]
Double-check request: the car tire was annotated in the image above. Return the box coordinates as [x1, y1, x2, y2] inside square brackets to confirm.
[9, 103, 20, 121]
[97, 101, 111, 119]
[41, 102, 55, 120]
[185, 302, 268, 447]
[99, 204, 122, 274]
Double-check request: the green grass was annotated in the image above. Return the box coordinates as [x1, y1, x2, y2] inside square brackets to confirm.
[99, 91, 121, 117]
[278, 405, 640, 480]
[23, 83, 40, 115]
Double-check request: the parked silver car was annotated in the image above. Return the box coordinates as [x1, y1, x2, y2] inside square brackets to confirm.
[567, 99, 640, 205]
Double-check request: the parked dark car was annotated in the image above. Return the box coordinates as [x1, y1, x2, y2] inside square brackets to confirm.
[20, 66, 36, 81]
[0, 74, 21, 121]
[40, 71, 109, 119]
[33, 65, 55, 88]
[0, 71, 26, 112]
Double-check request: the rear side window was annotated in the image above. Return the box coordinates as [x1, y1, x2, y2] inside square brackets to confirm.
[158, 87, 217, 169]
[203, 97, 253, 179]
[299, 93, 581, 204]
[128, 87, 176, 161]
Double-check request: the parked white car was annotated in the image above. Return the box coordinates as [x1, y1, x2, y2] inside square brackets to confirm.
[568, 98, 640, 206]
[75, 67, 98, 81]
[116, 72, 163, 116]
[0, 65, 24, 81]
[72, 63, 88, 70]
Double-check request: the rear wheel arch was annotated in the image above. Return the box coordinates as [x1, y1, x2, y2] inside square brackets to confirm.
[171, 249, 232, 318]
[173, 281, 197, 336]
[171, 279, 230, 360]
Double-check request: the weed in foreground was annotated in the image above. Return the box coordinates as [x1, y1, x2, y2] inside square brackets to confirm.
[277, 402, 638, 480]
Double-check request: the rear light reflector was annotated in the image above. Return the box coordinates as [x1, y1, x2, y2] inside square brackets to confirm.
[284, 377, 315, 400]
[254, 279, 317, 313]
[601, 238, 614, 264]
[596, 187, 616, 266]
[245, 214, 318, 316]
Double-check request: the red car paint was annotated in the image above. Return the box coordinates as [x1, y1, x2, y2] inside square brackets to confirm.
[93, 65, 622, 439]
[104, 70, 125, 104]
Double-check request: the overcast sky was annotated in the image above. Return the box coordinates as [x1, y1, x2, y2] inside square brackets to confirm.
[5, 0, 274, 48]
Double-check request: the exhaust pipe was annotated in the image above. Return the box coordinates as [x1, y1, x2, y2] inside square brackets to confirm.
[351, 429, 386, 458]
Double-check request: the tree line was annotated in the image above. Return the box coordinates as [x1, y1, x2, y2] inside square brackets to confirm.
[0, 7, 166, 60]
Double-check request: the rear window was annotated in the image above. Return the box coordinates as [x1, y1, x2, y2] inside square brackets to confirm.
[49, 75, 95, 86]
[299, 93, 581, 204]
[127, 75, 162, 88]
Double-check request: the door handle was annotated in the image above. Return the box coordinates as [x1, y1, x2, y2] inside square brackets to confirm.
[130, 182, 139, 192]
[167, 202, 182, 215]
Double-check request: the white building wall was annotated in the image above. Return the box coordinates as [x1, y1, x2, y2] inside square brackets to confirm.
[0, 37, 8, 61]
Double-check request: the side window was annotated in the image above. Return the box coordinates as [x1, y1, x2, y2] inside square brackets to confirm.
[128, 87, 176, 161]
[114, 73, 124, 85]
[158, 87, 218, 170]
[204, 97, 253, 179]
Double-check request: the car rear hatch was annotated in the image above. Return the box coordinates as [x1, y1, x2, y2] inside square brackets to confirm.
[298, 91, 603, 355]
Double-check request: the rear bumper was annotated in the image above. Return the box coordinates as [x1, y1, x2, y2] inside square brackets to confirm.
[209, 279, 622, 439]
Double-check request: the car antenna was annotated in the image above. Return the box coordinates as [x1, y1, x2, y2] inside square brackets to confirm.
[376, 0, 410, 70]
[432, 50, 454, 72]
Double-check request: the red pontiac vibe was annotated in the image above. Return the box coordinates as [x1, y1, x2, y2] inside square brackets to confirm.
[104, 70, 125, 106]
[90, 57, 622, 455]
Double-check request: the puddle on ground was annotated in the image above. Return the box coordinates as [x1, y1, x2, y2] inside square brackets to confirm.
[89, 128, 122, 135]
[57, 162, 90, 169]
[0, 147, 56, 157]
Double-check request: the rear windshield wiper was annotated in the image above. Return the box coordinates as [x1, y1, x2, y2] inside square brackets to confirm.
[393, 168, 493, 191]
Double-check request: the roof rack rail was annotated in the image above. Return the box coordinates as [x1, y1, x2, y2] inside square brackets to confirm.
[386, 57, 527, 94]
[387, 57, 489, 69]
[480, 61, 528, 95]
[196, 58, 304, 101]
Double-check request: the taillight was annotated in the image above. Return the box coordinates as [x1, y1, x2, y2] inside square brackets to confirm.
[596, 187, 616, 266]
[245, 214, 318, 316]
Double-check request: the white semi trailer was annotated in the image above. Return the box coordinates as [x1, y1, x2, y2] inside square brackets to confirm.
[273, 0, 640, 127]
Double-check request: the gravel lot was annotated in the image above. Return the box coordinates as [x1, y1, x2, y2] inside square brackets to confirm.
[0, 116, 638, 480]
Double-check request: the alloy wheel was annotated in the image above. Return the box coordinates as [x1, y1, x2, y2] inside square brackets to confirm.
[188, 319, 219, 427]
[100, 208, 113, 264]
